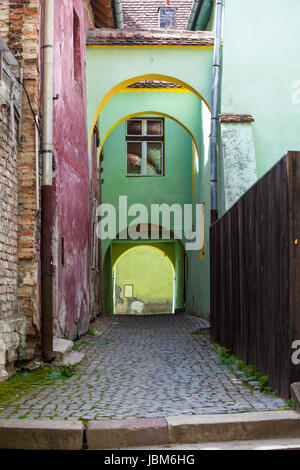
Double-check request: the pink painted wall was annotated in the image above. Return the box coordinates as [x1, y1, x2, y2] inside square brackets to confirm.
[52, 0, 93, 339]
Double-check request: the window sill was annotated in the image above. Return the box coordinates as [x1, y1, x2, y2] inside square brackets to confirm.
[126, 174, 165, 178]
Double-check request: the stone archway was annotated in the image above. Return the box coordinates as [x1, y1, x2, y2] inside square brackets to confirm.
[102, 235, 186, 315]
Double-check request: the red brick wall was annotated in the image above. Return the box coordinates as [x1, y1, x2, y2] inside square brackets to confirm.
[0, 1, 101, 368]
[0, 47, 26, 379]
[0, 103, 18, 324]
[0, 0, 41, 359]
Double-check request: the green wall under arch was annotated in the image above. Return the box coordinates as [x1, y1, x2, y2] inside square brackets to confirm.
[103, 239, 185, 314]
[114, 245, 174, 314]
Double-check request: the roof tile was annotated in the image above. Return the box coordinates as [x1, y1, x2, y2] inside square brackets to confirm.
[121, 0, 194, 30]
[87, 27, 214, 46]
[219, 114, 255, 123]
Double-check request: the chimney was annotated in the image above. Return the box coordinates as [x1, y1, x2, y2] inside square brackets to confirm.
[158, 1, 177, 29]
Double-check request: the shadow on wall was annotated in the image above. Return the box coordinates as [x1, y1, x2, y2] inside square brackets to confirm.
[113, 246, 174, 314]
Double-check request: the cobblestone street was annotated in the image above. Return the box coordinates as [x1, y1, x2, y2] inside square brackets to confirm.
[0, 314, 286, 420]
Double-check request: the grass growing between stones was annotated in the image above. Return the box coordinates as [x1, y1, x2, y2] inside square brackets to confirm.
[282, 399, 297, 411]
[214, 344, 278, 395]
[192, 333, 288, 408]
[191, 328, 210, 336]
[73, 339, 90, 351]
[87, 329, 97, 336]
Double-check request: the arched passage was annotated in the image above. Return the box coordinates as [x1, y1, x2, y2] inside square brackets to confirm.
[100, 110, 196, 260]
[97, 82, 212, 199]
[87, 72, 212, 143]
[102, 235, 186, 315]
[86, 46, 213, 319]
[113, 245, 175, 315]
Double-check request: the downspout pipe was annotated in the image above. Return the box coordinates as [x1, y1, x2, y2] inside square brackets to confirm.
[41, 0, 54, 362]
[210, 0, 222, 224]
[112, 0, 124, 29]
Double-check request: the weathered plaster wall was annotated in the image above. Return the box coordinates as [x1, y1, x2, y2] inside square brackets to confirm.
[221, 0, 300, 178]
[0, 42, 25, 379]
[220, 122, 257, 211]
[52, 0, 93, 340]
[0, 0, 41, 359]
[89, 127, 102, 321]
[114, 246, 174, 314]
[184, 101, 211, 319]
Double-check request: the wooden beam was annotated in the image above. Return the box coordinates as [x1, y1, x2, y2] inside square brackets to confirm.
[91, 0, 112, 18]
[91, 3, 113, 27]
[95, 16, 113, 28]
[95, 14, 113, 28]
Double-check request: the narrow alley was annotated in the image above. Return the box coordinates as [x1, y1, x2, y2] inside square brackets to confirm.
[0, 0, 300, 452]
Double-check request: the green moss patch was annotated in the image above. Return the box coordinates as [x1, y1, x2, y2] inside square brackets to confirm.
[214, 344, 280, 396]
[0, 364, 77, 404]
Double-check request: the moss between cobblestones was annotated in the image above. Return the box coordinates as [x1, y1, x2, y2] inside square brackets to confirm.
[0, 316, 287, 419]
[213, 344, 286, 400]
[73, 340, 90, 351]
[0, 364, 77, 407]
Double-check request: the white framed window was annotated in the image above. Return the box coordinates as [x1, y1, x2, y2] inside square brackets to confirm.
[126, 118, 164, 176]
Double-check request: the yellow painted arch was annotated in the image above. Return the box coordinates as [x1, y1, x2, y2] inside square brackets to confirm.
[98, 110, 201, 163]
[89, 73, 211, 144]
[102, 226, 189, 270]
[98, 110, 203, 194]
[112, 244, 175, 275]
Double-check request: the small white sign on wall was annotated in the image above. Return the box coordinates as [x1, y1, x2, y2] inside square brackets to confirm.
[124, 284, 133, 298]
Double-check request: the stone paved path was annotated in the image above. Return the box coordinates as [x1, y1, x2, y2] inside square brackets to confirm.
[0, 314, 286, 420]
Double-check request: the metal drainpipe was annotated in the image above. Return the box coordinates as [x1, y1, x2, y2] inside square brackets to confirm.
[112, 0, 124, 29]
[41, 0, 54, 362]
[35, 115, 39, 210]
[210, 0, 223, 224]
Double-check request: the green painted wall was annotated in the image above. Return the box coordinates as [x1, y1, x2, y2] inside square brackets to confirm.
[102, 239, 185, 314]
[206, 1, 216, 31]
[114, 246, 174, 314]
[86, 45, 214, 320]
[86, 46, 213, 136]
[174, 240, 185, 310]
[221, 0, 300, 177]
[100, 90, 211, 319]
[194, 0, 215, 31]
[100, 108, 193, 315]
[87, 4, 300, 321]
[185, 103, 211, 319]
[101, 116, 193, 257]
[99, 91, 203, 150]
[103, 244, 113, 314]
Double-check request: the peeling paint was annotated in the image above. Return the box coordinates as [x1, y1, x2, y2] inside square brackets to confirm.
[52, 0, 96, 340]
[221, 122, 257, 210]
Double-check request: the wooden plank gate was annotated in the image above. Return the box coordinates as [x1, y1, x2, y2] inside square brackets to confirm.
[210, 151, 300, 398]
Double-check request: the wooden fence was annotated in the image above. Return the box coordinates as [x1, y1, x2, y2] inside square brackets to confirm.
[210, 151, 300, 398]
